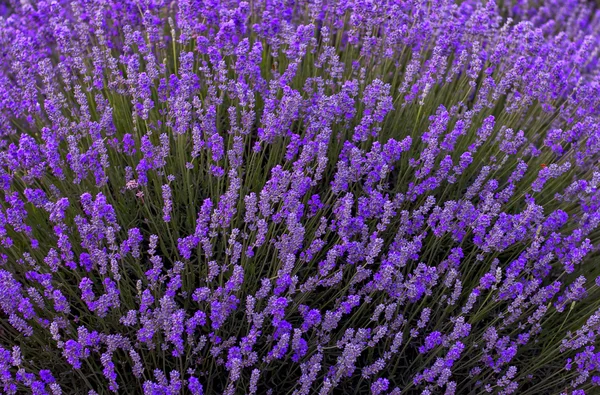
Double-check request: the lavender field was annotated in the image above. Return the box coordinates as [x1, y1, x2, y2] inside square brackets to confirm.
[0, 0, 600, 394]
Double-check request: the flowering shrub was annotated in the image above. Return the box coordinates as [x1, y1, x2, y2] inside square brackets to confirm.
[1, 0, 600, 393]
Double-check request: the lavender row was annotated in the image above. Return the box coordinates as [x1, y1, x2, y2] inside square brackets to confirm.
[0, 0, 600, 394]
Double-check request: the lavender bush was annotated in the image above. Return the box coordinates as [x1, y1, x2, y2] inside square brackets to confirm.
[1, 0, 600, 393]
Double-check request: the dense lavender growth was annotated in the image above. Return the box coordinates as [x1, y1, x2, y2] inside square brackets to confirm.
[1, 0, 600, 393]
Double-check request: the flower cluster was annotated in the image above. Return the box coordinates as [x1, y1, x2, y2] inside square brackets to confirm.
[1, 0, 600, 394]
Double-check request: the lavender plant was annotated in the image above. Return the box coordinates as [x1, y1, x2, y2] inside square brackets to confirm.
[0, 0, 600, 394]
